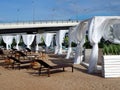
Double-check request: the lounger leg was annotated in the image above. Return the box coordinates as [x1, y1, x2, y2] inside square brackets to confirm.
[63, 67, 65, 71]
[39, 67, 42, 76]
[11, 63, 14, 69]
[72, 66, 73, 72]
[47, 68, 50, 77]
[18, 64, 20, 70]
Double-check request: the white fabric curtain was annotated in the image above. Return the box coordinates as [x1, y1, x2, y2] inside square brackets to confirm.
[0, 36, 2, 42]
[2, 36, 14, 50]
[0, 36, 2, 47]
[15, 35, 21, 50]
[43, 33, 54, 47]
[43, 33, 54, 52]
[54, 32, 59, 54]
[22, 34, 35, 49]
[36, 34, 42, 52]
[73, 21, 88, 64]
[109, 24, 120, 44]
[88, 17, 105, 73]
[66, 27, 77, 59]
[55, 30, 68, 54]
[66, 47, 72, 59]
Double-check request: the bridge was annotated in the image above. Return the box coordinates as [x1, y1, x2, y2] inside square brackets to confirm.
[0, 20, 79, 34]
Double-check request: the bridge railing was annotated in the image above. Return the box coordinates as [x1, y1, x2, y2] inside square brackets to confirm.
[0, 20, 80, 25]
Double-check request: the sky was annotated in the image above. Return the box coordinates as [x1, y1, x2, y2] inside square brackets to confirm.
[0, 0, 120, 22]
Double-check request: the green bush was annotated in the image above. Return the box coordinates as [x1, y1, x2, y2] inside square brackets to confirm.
[103, 43, 120, 55]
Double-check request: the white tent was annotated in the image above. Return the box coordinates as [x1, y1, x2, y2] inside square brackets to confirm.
[87, 16, 120, 73]
[70, 16, 120, 73]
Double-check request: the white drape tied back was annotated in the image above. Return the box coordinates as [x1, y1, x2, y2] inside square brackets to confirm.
[55, 30, 68, 55]
[43, 33, 55, 52]
[36, 34, 42, 52]
[74, 21, 88, 64]
[66, 27, 78, 59]
[15, 35, 21, 50]
[22, 34, 35, 49]
[88, 17, 105, 73]
[2, 35, 14, 50]
[66, 46, 72, 59]
[54, 32, 59, 54]
[0, 36, 2, 42]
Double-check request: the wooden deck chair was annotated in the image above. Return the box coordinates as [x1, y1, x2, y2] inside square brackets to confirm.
[33, 59, 74, 77]
[7, 56, 32, 70]
[15, 51, 26, 56]
[0, 49, 7, 60]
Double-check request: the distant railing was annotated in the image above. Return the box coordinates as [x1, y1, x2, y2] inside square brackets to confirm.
[0, 20, 80, 25]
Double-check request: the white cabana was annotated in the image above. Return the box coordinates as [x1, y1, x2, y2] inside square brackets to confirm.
[55, 30, 68, 54]
[43, 33, 55, 53]
[2, 35, 14, 50]
[88, 16, 120, 73]
[22, 34, 35, 49]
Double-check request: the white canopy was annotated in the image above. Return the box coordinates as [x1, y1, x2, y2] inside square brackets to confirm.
[88, 16, 120, 73]
[70, 16, 120, 73]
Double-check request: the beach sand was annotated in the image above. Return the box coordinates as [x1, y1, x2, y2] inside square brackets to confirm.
[0, 54, 120, 90]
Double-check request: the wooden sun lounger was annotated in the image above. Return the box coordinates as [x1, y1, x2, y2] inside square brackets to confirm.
[0, 49, 7, 59]
[7, 56, 32, 70]
[15, 51, 26, 56]
[33, 59, 74, 77]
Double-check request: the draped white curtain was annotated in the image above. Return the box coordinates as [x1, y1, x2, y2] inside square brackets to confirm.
[66, 27, 78, 59]
[54, 32, 59, 54]
[105, 23, 120, 44]
[73, 21, 88, 64]
[36, 34, 42, 52]
[15, 35, 21, 50]
[22, 34, 35, 49]
[55, 30, 68, 54]
[88, 17, 105, 73]
[0, 36, 2, 47]
[0, 36, 2, 42]
[2, 36, 14, 50]
[43, 33, 54, 52]
[66, 46, 72, 59]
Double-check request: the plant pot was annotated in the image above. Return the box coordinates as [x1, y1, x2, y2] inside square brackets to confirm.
[102, 55, 120, 78]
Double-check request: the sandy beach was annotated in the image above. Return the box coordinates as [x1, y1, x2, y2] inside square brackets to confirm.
[0, 56, 120, 90]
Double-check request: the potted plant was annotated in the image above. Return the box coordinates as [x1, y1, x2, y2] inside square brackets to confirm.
[102, 42, 120, 78]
